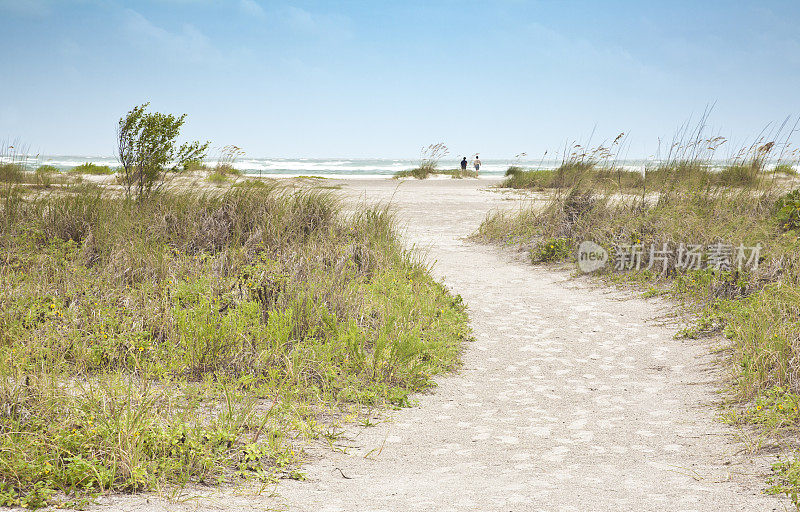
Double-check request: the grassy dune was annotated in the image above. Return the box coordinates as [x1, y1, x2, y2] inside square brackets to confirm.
[477, 151, 800, 502]
[0, 183, 469, 508]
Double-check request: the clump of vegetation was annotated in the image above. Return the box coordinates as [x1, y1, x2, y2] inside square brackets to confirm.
[68, 163, 113, 175]
[0, 142, 34, 185]
[34, 165, 64, 188]
[183, 159, 210, 172]
[394, 143, 450, 179]
[775, 163, 798, 176]
[533, 237, 571, 262]
[214, 145, 244, 177]
[0, 184, 470, 508]
[0, 163, 24, 184]
[206, 171, 229, 184]
[395, 168, 478, 179]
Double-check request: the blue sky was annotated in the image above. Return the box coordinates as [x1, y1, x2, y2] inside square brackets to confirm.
[1, 0, 799, 158]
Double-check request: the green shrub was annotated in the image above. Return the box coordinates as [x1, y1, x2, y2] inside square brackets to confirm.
[215, 164, 241, 176]
[500, 168, 554, 189]
[395, 166, 434, 179]
[117, 102, 208, 199]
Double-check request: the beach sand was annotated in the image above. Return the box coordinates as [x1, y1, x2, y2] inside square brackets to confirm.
[96, 177, 786, 511]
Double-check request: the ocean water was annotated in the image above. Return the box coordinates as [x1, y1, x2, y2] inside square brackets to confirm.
[26, 156, 797, 178]
[32, 155, 647, 178]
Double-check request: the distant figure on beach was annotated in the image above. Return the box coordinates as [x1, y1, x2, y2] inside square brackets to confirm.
[460, 157, 468, 172]
[473, 155, 481, 173]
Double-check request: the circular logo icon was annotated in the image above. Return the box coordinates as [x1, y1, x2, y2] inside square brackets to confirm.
[577, 241, 608, 273]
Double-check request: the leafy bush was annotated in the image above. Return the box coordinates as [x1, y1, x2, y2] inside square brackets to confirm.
[117, 102, 209, 199]
[394, 143, 448, 179]
[775, 164, 798, 176]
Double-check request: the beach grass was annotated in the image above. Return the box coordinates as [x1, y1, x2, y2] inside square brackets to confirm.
[0, 183, 470, 508]
[68, 163, 114, 175]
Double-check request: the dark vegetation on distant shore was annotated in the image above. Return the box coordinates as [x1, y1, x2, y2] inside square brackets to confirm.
[0, 110, 470, 508]
[394, 167, 478, 179]
[476, 118, 800, 505]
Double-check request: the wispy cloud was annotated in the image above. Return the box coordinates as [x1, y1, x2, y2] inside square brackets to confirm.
[122, 8, 220, 64]
[0, 0, 52, 17]
[239, 0, 266, 18]
[281, 6, 353, 42]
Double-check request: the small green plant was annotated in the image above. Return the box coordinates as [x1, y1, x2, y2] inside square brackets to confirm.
[768, 455, 800, 506]
[533, 237, 571, 262]
[776, 189, 800, 231]
[775, 163, 798, 176]
[716, 161, 760, 186]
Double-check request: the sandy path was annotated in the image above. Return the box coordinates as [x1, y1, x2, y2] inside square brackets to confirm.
[100, 178, 785, 511]
[273, 178, 784, 511]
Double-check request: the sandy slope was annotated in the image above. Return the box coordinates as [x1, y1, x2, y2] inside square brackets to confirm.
[99, 178, 786, 511]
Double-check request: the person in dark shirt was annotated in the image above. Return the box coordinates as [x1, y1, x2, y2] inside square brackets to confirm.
[460, 157, 468, 171]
